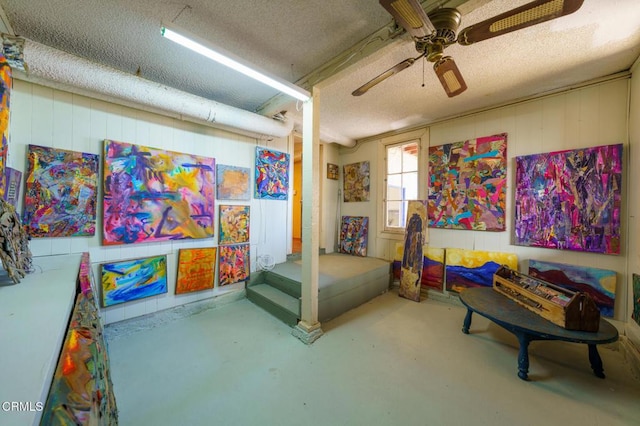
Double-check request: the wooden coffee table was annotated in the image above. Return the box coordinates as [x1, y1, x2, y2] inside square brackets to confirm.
[458, 287, 619, 380]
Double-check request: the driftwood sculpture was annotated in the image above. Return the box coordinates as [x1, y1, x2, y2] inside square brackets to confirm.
[0, 197, 31, 283]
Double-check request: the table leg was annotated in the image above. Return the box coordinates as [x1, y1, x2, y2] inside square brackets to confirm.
[462, 309, 473, 334]
[516, 333, 531, 381]
[588, 344, 605, 378]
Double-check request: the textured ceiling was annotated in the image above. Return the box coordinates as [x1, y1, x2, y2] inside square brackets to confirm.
[1, 0, 640, 143]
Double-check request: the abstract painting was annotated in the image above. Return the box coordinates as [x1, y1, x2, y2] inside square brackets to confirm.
[327, 163, 339, 180]
[528, 259, 617, 318]
[103, 139, 215, 245]
[101, 255, 168, 307]
[217, 164, 251, 200]
[515, 143, 622, 254]
[23, 145, 99, 237]
[445, 248, 518, 293]
[339, 216, 369, 257]
[219, 204, 250, 245]
[255, 147, 289, 200]
[633, 274, 640, 327]
[428, 133, 507, 231]
[422, 247, 445, 291]
[219, 244, 250, 286]
[3, 167, 21, 207]
[400, 201, 427, 302]
[176, 247, 217, 294]
[343, 161, 370, 202]
[0, 53, 11, 199]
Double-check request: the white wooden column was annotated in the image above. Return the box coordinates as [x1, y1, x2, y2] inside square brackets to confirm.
[292, 86, 323, 344]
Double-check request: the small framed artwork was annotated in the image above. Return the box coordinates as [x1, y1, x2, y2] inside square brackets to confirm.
[327, 163, 339, 180]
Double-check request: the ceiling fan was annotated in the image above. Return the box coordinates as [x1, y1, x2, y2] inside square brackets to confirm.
[353, 0, 584, 98]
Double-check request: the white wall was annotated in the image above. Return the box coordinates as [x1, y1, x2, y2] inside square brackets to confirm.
[9, 79, 291, 324]
[341, 78, 630, 325]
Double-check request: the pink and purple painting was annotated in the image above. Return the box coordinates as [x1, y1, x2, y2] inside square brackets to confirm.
[219, 244, 250, 286]
[445, 248, 518, 293]
[343, 161, 370, 202]
[255, 147, 289, 200]
[0, 53, 11, 199]
[217, 164, 251, 200]
[176, 248, 217, 294]
[101, 255, 168, 307]
[428, 134, 507, 231]
[528, 259, 616, 318]
[103, 139, 215, 245]
[23, 145, 99, 237]
[399, 201, 427, 302]
[219, 205, 250, 245]
[515, 143, 622, 254]
[339, 216, 369, 257]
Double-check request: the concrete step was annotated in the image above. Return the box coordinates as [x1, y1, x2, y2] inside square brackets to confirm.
[246, 283, 300, 327]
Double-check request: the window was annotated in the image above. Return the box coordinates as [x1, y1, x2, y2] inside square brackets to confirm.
[384, 140, 419, 231]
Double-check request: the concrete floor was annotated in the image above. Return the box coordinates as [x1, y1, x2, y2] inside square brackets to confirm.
[106, 289, 640, 426]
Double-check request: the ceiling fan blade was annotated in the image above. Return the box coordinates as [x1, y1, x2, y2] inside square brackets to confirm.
[380, 0, 436, 39]
[458, 0, 584, 45]
[433, 56, 467, 97]
[352, 55, 422, 96]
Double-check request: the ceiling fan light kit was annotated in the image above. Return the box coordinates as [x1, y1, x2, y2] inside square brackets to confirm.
[354, 0, 585, 98]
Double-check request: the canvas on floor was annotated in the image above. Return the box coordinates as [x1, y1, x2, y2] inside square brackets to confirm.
[23, 144, 99, 237]
[399, 200, 427, 302]
[102, 139, 215, 245]
[445, 248, 518, 293]
[339, 216, 369, 257]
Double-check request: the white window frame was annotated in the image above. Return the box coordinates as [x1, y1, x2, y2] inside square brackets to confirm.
[377, 128, 429, 241]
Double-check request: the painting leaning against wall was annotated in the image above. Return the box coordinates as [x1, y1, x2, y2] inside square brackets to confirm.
[0, 53, 11, 199]
[102, 139, 215, 245]
[514, 143, 622, 255]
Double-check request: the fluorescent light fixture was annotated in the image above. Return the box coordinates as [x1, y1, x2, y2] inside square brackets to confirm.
[161, 23, 310, 102]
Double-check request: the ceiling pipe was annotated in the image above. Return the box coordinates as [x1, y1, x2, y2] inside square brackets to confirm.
[16, 38, 294, 139]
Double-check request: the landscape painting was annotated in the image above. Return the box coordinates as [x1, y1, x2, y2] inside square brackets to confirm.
[217, 164, 251, 200]
[528, 259, 617, 318]
[399, 201, 427, 302]
[445, 248, 518, 293]
[422, 247, 445, 291]
[176, 248, 217, 294]
[515, 143, 622, 254]
[428, 134, 507, 231]
[23, 145, 99, 237]
[103, 139, 215, 245]
[255, 147, 289, 200]
[219, 204, 250, 245]
[219, 244, 250, 286]
[339, 216, 369, 257]
[101, 255, 168, 307]
[343, 161, 370, 202]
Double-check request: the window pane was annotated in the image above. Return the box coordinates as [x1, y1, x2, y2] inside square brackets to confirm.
[387, 146, 402, 174]
[386, 200, 401, 227]
[387, 174, 402, 201]
[403, 142, 418, 172]
[399, 201, 408, 228]
[403, 171, 418, 200]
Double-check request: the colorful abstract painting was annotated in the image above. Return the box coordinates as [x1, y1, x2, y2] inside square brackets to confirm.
[217, 164, 251, 200]
[23, 145, 99, 237]
[219, 204, 250, 245]
[176, 248, 217, 294]
[103, 139, 215, 245]
[400, 201, 428, 302]
[445, 248, 518, 293]
[422, 247, 445, 291]
[339, 216, 369, 257]
[101, 255, 168, 307]
[3, 167, 21, 207]
[343, 161, 370, 202]
[0, 53, 11, 199]
[255, 147, 289, 200]
[528, 260, 617, 318]
[632, 274, 640, 327]
[219, 244, 250, 286]
[515, 143, 622, 254]
[428, 133, 507, 231]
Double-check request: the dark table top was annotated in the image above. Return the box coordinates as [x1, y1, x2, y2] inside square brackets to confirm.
[459, 287, 619, 344]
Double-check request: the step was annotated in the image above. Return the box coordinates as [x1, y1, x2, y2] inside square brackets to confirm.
[246, 283, 300, 327]
[263, 272, 301, 298]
